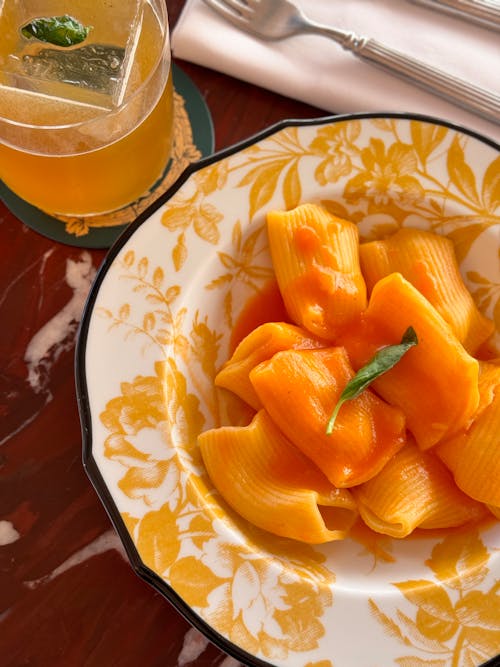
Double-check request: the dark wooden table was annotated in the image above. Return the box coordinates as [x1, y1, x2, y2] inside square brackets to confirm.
[0, 2, 324, 665]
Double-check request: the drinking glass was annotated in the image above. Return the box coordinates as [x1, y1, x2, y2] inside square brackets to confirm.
[0, 0, 173, 216]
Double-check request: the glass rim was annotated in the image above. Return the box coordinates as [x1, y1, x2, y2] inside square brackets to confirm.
[0, 0, 170, 134]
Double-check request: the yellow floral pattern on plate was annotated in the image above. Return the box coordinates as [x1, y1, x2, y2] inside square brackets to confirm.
[84, 116, 500, 667]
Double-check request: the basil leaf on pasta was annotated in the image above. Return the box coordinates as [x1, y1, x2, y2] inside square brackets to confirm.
[326, 326, 418, 434]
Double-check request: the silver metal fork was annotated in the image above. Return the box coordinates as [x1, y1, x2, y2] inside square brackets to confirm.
[202, 0, 500, 126]
[408, 0, 500, 33]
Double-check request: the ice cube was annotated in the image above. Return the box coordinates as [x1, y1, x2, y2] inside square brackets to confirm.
[0, 0, 143, 113]
[22, 44, 125, 96]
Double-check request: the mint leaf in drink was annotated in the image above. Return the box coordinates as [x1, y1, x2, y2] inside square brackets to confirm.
[21, 15, 92, 47]
[326, 326, 418, 434]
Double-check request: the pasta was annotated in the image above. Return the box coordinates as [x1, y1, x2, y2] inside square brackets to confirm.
[215, 321, 324, 410]
[436, 362, 500, 511]
[266, 203, 366, 340]
[359, 227, 494, 353]
[352, 440, 486, 538]
[197, 203, 498, 544]
[198, 410, 358, 544]
[249, 346, 406, 488]
[339, 272, 480, 449]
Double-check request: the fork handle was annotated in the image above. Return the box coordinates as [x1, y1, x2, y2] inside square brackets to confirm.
[348, 36, 500, 124]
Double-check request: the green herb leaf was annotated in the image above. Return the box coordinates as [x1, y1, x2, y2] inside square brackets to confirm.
[326, 326, 418, 434]
[21, 15, 91, 47]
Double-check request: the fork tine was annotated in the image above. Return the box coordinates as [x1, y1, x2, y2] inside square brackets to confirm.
[202, 0, 251, 23]
[219, 0, 254, 17]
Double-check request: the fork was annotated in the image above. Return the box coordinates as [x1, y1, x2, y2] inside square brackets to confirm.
[202, 0, 500, 125]
[408, 0, 500, 33]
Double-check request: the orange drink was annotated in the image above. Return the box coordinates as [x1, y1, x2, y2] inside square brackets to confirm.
[0, 0, 173, 216]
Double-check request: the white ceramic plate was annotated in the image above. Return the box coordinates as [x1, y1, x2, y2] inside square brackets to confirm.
[77, 113, 500, 667]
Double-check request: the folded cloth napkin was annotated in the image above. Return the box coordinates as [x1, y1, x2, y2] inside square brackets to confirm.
[172, 0, 500, 144]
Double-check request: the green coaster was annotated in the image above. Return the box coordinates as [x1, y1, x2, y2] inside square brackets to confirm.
[0, 64, 214, 248]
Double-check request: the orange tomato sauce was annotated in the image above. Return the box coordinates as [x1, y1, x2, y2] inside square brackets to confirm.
[230, 279, 291, 352]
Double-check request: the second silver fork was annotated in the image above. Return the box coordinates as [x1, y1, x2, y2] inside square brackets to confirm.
[408, 0, 500, 33]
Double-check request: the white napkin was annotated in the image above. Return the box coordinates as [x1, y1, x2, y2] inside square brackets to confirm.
[172, 0, 500, 144]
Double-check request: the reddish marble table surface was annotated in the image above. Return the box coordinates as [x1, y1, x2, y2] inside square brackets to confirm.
[0, 2, 323, 664]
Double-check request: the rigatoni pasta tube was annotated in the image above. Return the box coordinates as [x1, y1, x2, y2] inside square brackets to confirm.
[359, 227, 494, 354]
[266, 203, 366, 340]
[215, 322, 325, 410]
[198, 410, 358, 544]
[351, 441, 486, 538]
[436, 363, 500, 509]
[249, 347, 406, 488]
[340, 272, 480, 450]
